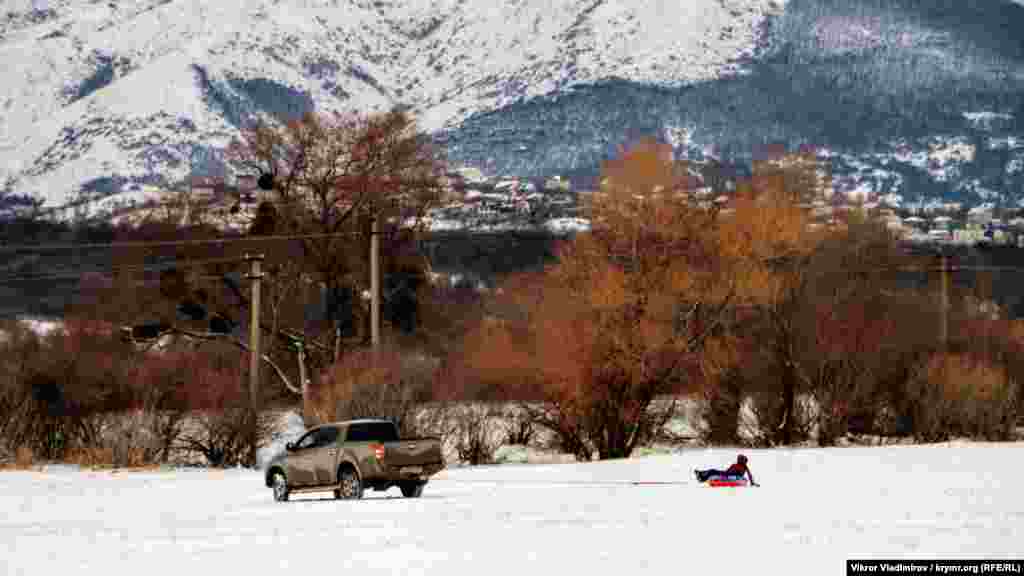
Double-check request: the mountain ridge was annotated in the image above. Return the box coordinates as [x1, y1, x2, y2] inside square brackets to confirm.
[1, 0, 782, 214]
[3, 0, 1024, 217]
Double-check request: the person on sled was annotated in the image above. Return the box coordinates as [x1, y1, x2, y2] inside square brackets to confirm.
[695, 454, 759, 486]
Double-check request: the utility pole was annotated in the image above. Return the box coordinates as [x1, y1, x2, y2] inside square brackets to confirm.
[245, 253, 264, 467]
[940, 251, 948, 353]
[371, 213, 381, 348]
[296, 340, 310, 427]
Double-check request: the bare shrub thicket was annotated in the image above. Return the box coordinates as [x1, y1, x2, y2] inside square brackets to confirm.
[0, 316, 274, 468]
[903, 353, 1018, 442]
[0, 319, 133, 461]
[178, 410, 275, 468]
[446, 403, 503, 465]
[172, 346, 271, 467]
[500, 404, 539, 447]
[741, 393, 816, 447]
[313, 347, 437, 436]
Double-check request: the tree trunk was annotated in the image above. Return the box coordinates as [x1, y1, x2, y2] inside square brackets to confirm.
[781, 363, 796, 446]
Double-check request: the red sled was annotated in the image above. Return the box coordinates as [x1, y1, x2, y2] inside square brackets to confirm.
[707, 478, 749, 487]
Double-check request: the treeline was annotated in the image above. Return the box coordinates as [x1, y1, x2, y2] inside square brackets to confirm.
[1, 113, 1021, 469]
[437, 140, 1023, 460]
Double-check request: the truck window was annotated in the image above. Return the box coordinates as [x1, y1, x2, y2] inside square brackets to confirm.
[345, 422, 399, 443]
[293, 429, 318, 450]
[316, 426, 339, 447]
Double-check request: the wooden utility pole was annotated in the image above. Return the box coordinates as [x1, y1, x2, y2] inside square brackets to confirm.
[940, 251, 949, 352]
[245, 253, 264, 467]
[296, 340, 310, 426]
[371, 214, 381, 348]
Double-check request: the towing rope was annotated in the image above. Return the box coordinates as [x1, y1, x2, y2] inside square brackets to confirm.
[433, 478, 694, 487]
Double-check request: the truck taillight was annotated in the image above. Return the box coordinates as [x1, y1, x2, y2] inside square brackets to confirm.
[372, 444, 385, 460]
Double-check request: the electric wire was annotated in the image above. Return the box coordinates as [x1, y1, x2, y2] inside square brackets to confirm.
[0, 256, 249, 284]
[0, 230, 368, 254]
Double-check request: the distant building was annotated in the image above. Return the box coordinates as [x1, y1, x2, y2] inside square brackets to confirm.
[494, 179, 519, 192]
[236, 175, 258, 192]
[190, 175, 220, 198]
[455, 166, 487, 184]
[954, 228, 984, 245]
[544, 175, 571, 191]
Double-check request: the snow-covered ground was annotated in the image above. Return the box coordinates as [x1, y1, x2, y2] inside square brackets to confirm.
[3, 442, 1022, 575]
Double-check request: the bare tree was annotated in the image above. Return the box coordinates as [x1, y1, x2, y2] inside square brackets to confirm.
[227, 109, 444, 356]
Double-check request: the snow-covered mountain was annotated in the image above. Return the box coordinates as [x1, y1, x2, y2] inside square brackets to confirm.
[0, 0, 781, 214]
[2, 0, 1024, 216]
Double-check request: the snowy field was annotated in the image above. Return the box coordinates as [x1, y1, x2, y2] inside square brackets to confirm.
[2, 443, 1022, 575]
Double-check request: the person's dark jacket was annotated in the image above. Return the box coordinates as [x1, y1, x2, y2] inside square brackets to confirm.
[724, 462, 757, 486]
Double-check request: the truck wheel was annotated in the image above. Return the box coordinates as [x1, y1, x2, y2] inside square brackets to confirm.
[399, 481, 424, 498]
[336, 467, 364, 500]
[271, 471, 289, 502]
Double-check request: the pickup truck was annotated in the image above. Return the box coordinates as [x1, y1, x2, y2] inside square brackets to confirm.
[264, 419, 445, 502]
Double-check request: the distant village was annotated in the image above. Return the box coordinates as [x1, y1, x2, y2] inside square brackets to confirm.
[827, 199, 1024, 249]
[105, 162, 1024, 248]
[105, 165, 584, 234]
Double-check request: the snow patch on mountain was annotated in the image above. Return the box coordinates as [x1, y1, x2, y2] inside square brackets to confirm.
[832, 154, 904, 201]
[963, 111, 1014, 131]
[987, 136, 1023, 151]
[956, 179, 1003, 202]
[892, 137, 975, 183]
[1008, 154, 1024, 176]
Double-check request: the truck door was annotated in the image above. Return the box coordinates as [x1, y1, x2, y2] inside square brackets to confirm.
[310, 426, 341, 485]
[286, 429, 319, 486]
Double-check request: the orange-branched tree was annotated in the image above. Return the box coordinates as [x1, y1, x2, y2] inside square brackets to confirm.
[452, 138, 739, 460]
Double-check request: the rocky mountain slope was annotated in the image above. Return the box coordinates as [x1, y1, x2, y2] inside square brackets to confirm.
[2, 0, 1023, 217]
[1, 0, 780, 215]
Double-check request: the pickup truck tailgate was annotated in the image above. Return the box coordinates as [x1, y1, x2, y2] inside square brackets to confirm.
[383, 439, 442, 468]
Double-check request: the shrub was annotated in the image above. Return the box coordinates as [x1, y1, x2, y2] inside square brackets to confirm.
[0, 446, 36, 470]
[399, 402, 503, 466]
[172, 348, 270, 468]
[449, 403, 502, 466]
[0, 318, 138, 461]
[523, 402, 593, 462]
[312, 347, 436, 436]
[905, 354, 1018, 442]
[500, 403, 537, 446]
[88, 410, 174, 468]
[178, 408, 274, 467]
[15, 446, 34, 469]
[742, 391, 815, 447]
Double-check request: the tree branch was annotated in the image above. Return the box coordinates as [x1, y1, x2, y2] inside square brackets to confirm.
[175, 329, 302, 395]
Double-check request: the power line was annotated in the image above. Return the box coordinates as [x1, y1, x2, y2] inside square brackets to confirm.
[888, 265, 1024, 273]
[0, 230, 368, 254]
[2, 258, 1023, 287]
[0, 256, 247, 284]
[467, 477, 693, 487]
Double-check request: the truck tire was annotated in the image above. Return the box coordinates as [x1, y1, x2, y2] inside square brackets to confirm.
[271, 471, 289, 502]
[335, 466, 364, 500]
[399, 481, 425, 498]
